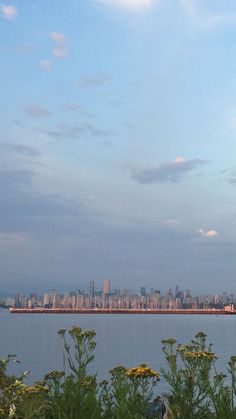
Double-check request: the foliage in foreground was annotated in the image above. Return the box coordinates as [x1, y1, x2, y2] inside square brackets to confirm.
[0, 327, 236, 418]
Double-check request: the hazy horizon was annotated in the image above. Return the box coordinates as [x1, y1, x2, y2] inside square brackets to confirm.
[1, 0, 236, 293]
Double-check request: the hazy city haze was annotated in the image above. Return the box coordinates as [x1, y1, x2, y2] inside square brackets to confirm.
[1, 0, 236, 293]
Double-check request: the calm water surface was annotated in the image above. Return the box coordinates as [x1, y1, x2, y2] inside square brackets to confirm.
[0, 310, 236, 385]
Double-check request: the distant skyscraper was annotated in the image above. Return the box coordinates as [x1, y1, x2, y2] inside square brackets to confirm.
[43, 293, 50, 307]
[141, 287, 146, 297]
[52, 292, 57, 309]
[50, 289, 56, 306]
[103, 279, 110, 294]
[175, 285, 179, 298]
[89, 281, 95, 298]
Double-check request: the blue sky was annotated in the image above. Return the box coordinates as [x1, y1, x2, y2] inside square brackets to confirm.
[1, 0, 236, 294]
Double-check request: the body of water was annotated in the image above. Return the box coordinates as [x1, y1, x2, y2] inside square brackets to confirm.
[1, 310, 236, 386]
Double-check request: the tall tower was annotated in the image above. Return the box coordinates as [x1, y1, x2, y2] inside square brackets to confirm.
[52, 292, 57, 309]
[175, 285, 179, 298]
[103, 279, 110, 295]
[89, 281, 95, 298]
[50, 289, 56, 307]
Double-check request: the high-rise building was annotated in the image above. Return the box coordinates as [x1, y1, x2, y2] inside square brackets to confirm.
[175, 285, 179, 298]
[103, 279, 110, 295]
[141, 287, 146, 297]
[43, 293, 50, 307]
[50, 289, 56, 305]
[52, 292, 57, 309]
[89, 281, 95, 298]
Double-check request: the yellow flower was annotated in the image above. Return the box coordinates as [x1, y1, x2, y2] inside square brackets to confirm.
[185, 351, 216, 361]
[20, 384, 49, 395]
[127, 364, 160, 379]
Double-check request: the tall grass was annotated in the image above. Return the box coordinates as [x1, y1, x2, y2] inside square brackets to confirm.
[0, 327, 235, 418]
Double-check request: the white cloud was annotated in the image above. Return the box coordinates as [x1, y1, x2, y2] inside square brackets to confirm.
[39, 60, 52, 72]
[53, 47, 68, 59]
[198, 229, 219, 238]
[181, 0, 236, 28]
[98, 0, 153, 12]
[50, 32, 68, 59]
[0, 4, 17, 19]
[174, 156, 187, 164]
[50, 32, 66, 44]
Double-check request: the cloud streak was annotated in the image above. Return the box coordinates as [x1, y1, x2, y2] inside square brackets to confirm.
[181, 0, 236, 28]
[25, 104, 52, 118]
[0, 143, 40, 157]
[98, 0, 153, 12]
[78, 73, 111, 88]
[0, 168, 93, 233]
[45, 122, 113, 140]
[0, 4, 17, 19]
[50, 31, 68, 59]
[128, 157, 207, 184]
[198, 229, 219, 238]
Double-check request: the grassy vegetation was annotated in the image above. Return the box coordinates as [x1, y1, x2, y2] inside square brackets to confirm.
[0, 327, 236, 418]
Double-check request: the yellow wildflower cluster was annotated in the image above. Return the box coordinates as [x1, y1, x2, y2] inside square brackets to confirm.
[184, 351, 216, 361]
[80, 377, 95, 388]
[20, 384, 49, 395]
[127, 365, 160, 379]
[11, 381, 49, 396]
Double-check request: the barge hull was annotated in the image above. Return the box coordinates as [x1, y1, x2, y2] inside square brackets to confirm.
[9, 308, 236, 315]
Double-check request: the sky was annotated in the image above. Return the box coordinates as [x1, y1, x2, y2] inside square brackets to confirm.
[1, 0, 236, 294]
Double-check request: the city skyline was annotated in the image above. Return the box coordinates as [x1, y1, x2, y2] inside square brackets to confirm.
[1, 1, 236, 293]
[2, 279, 236, 310]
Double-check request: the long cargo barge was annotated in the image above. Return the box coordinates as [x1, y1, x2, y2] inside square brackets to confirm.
[9, 308, 236, 315]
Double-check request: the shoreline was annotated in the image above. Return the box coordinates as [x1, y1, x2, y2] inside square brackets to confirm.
[9, 308, 236, 315]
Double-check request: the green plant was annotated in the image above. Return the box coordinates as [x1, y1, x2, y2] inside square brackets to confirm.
[1, 328, 236, 418]
[161, 331, 236, 419]
[44, 326, 102, 419]
[100, 364, 160, 418]
[0, 355, 50, 419]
